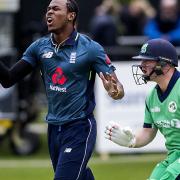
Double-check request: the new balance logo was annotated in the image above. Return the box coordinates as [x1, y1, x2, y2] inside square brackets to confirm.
[42, 52, 53, 58]
[64, 148, 72, 153]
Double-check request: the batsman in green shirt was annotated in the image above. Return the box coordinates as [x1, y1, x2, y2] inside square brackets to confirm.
[105, 38, 180, 180]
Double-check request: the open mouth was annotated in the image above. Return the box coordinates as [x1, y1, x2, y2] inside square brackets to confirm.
[47, 17, 53, 25]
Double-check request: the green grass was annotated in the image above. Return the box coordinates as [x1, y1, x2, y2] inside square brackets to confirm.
[0, 167, 53, 180]
[91, 154, 166, 180]
[0, 154, 166, 180]
[0, 132, 166, 180]
[92, 162, 152, 180]
[0, 110, 167, 180]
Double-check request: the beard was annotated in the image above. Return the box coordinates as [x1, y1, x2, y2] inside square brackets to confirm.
[47, 18, 69, 34]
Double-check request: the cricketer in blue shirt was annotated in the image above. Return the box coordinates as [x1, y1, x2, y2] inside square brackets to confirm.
[0, 0, 124, 179]
[22, 30, 117, 125]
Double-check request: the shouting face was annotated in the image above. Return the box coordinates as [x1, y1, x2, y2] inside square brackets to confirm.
[46, 0, 74, 33]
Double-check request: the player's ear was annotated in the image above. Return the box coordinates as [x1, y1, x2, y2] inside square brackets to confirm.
[68, 12, 76, 21]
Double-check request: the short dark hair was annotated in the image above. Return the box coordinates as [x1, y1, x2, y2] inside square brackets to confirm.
[66, 0, 79, 25]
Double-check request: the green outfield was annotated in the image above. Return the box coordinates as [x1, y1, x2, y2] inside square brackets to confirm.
[0, 131, 166, 180]
[0, 153, 166, 180]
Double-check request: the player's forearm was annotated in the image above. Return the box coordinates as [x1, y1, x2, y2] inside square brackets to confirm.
[133, 128, 157, 148]
[0, 61, 13, 88]
[0, 60, 33, 88]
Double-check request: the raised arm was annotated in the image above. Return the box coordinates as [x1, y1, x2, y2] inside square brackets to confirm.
[99, 72, 124, 100]
[0, 60, 33, 88]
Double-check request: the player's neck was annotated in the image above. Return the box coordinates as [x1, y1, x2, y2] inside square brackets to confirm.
[157, 68, 175, 92]
[53, 25, 74, 45]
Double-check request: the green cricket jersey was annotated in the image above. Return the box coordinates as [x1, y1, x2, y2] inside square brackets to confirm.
[144, 70, 180, 154]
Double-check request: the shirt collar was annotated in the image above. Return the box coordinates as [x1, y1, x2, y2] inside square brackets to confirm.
[50, 30, 79, 47]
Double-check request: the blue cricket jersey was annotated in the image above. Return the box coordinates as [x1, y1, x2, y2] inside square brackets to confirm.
[22, 30, 115, 125]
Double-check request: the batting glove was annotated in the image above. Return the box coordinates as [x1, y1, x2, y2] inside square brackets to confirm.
[105, 121, 136, 148]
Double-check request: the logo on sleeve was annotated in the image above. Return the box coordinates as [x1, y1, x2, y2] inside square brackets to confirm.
[105, 55, 111, 65]
[168, 101, 177, 113]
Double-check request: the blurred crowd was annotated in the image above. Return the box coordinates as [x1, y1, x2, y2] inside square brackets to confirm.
[89, 0, 180, 46]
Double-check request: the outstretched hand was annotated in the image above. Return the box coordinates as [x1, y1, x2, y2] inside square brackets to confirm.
[104, 121, 136, 148]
